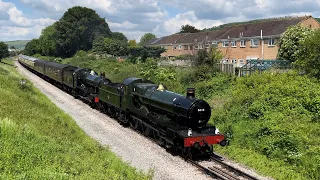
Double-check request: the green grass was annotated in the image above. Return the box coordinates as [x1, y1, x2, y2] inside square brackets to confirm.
[0, 59, 152, 179]
[4, 40, 30, 50]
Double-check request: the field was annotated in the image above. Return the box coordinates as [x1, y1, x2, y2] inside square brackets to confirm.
[0, 59, 152, 179]
[36, 52, 320, 180]
[4, 40, 30, 50]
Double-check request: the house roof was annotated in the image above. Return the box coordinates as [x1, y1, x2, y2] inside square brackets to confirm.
[152, 33, 189, 45]
[218, 16, 309, 39]
[153, 16, 311, 45]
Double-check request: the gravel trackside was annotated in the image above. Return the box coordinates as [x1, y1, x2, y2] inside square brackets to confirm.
[15, 61, 214, 180]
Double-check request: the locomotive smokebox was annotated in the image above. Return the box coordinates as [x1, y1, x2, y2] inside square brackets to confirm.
[186, 88, 195, 98]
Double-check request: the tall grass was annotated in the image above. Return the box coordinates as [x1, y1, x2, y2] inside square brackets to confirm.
[0, 59, 152, 179]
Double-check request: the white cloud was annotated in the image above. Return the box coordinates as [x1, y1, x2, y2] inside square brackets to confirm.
[0, 0, 14, 20]
[34, 18, 56, 26]
[161, 11, 222, 35]
[8, 7, 32, 26]
[0, 25, 44, 41]
[108, 21, 138, 30]
[1, 0, 320, 42]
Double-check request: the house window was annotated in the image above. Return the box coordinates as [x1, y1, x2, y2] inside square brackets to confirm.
[195, 45, 199, 49]
[240, 40, 246, 47]
[268, 39, 276, 46]
[212, 41, 218, 47]
[199, 44, 204, 49]
[189, 45, 193, 50]
[233, 59, 237, 64]
[178, 45, 182, 50]
[231, 41, 236, 47]
[184, 45, 188, 50]
[225, 59, 229, 63]
[173, 45, 177, 50]
[205, 43, 210, 49]
[222, 41, 229, 47]
[251, 39, 259, 47]
[239, 59, 244, 63]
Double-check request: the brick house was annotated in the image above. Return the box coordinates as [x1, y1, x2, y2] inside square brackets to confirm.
[149, 16, 320, 67]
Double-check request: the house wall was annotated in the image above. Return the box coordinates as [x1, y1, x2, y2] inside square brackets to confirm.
[160, 38, 279, 66]
[299, 17, 320, 29]
[161, 45, 195, 57]
[218, 38, 279, 66]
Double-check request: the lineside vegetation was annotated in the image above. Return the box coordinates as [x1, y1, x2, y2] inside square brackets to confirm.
[33, 51, 320, 180]
[0, 59, 152, 179]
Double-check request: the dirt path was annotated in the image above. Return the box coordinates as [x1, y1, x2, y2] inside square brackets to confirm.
[15, 61, 214, 180]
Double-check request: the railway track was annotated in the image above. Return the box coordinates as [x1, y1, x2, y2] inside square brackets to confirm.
[189, 155, 260, 180]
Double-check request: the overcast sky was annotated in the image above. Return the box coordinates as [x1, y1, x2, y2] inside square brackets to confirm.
[1, 0, 320, 42]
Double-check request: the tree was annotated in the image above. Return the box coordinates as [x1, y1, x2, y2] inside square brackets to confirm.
[128, 40, 137, 47]
[180, 24, 200, 33]
[0, 42, 9, 61]
[278, 25, 313, 62]
[295, 29, 320, 79]
[112, 32, 128, 42]
[24, 39, 41, 56]
[192, 47, 223, 66]
[39, 23, 58, 56]
[92, 36, 105, 54]
[139, 33, 156, 46]
[128, 46, 165, 63]
[93, 37, 128, 56]
[55, 6, 112, 57]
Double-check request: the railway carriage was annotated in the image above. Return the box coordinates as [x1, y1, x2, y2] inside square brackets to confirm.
[44, 62, 70, 83]
[18, 55, 37, 69]
[33, 59, 48, 75]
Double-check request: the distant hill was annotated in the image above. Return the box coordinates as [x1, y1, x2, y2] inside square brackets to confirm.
[4, 40, 30, 50]
[203, 16, 315, 31]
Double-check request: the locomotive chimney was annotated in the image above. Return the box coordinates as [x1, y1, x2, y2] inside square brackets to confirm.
[186, 88, 195, 98]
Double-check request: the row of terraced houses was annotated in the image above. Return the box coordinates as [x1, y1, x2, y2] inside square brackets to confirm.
[148, 16, 320, 67]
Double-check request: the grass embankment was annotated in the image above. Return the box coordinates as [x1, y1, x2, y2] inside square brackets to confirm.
[0, 59, 152, 179]
[213, 72, 320, 180]
[35, 53, 320, 179]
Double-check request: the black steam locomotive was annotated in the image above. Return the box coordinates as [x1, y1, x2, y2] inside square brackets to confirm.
[18, 55, 227, 158]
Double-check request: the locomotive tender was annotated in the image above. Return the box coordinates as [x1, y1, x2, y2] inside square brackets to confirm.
[18, 55, 227, 158]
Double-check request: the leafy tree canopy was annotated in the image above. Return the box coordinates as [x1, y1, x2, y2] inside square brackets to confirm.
[139, 33, 156, 46]
[112, 32, 128, 42]
[55, 6, 112, 57]
[295, 29, 320, 79]
[180, 24, 200, 33]
[24, 39, 42, 56]
[93, 37, 128, 56]
[128, 40, 137, 47]
[277, 25, 314, 62]
[193, 47, 223, 66]
[0, 42, 10, 60]
[128, 46, 165, 63]
[39, 23, 58, 56]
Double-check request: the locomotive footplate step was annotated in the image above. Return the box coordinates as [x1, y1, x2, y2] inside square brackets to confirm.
[176, 126, 217, 138]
